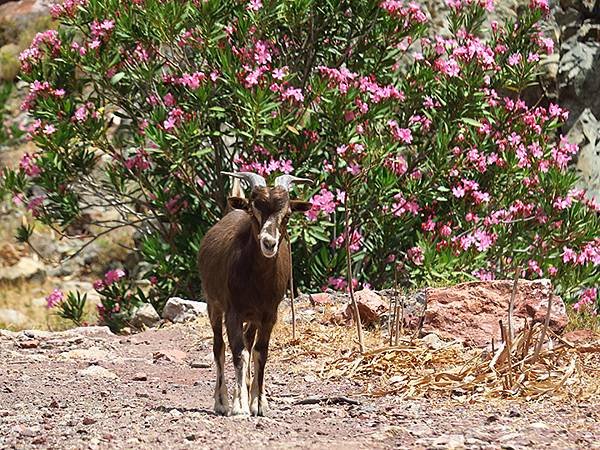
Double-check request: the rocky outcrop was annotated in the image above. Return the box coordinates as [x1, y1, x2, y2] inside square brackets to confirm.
[422, 279, 568, 347]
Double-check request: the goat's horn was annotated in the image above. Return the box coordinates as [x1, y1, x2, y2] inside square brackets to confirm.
[274, 174, 313, 191]
[221, 171, 267, 190]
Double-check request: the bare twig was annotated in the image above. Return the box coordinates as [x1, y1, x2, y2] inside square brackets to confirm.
[343, 192, 365, 353]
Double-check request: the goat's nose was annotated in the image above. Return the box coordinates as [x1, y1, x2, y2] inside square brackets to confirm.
[262, 236, 276, 251]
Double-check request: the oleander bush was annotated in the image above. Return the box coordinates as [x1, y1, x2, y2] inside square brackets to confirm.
[2, 0, 598, 328]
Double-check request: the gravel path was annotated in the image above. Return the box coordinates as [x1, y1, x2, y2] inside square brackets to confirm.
[0, 323, 598, 449]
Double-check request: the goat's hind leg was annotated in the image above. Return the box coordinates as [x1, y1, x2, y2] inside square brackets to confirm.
[209, 305, 229, 416]
[227, 312, 250, 416]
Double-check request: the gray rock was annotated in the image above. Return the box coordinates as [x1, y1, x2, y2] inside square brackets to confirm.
[0, 257, 46, 283]
[162, 297, 207, 323]
[0, 309, 28, 327]
[559, 39, 600, 130]
[567, 109, 600, 201]
[130, 303, 160, 329]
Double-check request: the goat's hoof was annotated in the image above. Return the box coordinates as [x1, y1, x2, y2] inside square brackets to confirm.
[251, 397, 270, 417]
[214, 402, 229, 416]
[230, 404, 250, 416]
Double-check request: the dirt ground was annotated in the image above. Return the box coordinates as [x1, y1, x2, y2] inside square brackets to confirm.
[1, 318, 599, 450]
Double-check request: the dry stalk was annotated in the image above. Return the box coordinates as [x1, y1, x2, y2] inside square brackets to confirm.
[343, 193, 365, 353]
[287, 236, 297, 341]
[532, 285, 552, 363]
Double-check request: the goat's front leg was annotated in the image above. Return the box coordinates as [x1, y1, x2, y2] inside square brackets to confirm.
[250, 320, 274, 417]
[209, 306, 228, 416]
[226, 313, 250, 416]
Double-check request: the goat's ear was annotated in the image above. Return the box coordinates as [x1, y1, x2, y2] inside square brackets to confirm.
[289, 200, 312, 213]
[228, 196, 249, 210]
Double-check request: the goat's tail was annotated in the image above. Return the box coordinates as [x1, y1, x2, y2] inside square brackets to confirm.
[230, 178, 245, 199]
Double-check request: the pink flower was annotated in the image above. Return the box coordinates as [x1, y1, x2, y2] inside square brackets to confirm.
[43, 124, 56, 135]
[247, 0, 262, 11]
[573, 288, 597, 313]
[19, 153, 41, 177]
[508, 53, 522, 66]
[104, 268, 126, 286]
[562, 246, 577, 263]
[163, 93, 176, 107]
[93, 279, 105, 291]
[26, 195, 44, 216]
[45, 288, 64, 308]
[272, 67, 288, 80]
[388, 120, 413, 144]
[407, 246, 425, 265]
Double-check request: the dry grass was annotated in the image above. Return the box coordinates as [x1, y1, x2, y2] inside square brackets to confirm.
[565, 306, 600, 334]
[268, 303, 600, 402]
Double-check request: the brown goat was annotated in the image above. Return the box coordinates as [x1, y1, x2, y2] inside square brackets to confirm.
[198, 172, 311, 416]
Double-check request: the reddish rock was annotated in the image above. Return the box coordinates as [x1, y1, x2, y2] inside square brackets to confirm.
[153, 349, 187, 363]
[0, 0, 51, 22]
[344, 289, 389, 326]
[422, 279, 568, 347]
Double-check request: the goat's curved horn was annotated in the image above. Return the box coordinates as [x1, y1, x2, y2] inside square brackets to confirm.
[222, 171, 267, 190]
[274, 174, 313, 191]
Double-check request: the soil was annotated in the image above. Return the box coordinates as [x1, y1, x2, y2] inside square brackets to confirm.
[0, 320, 599, 450]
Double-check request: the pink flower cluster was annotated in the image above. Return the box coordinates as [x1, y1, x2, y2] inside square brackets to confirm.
[388, 120, 413, 144]
[73, 102, 99, 123]
[391, 193, 420, 217]
[50, 0, 87, 18]
[332, 228, 364, 253]
[21, 80, 64, 112]
[573, 288, 597, 314]
[94, 268, 126, 291]
[124, 148, 152, 172]
[379, 1, 428, 26]
[45, 288, 64, 308]
[407, 246, 425, 265]
[562, 240, 600, 266]
[19, 30, 62, 73]
[19, 153, 41, 177]
[306, 188, 339, 221]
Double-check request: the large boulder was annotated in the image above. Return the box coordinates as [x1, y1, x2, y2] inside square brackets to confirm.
[162, 297, 207, 323]
[422, 279, 568, 347]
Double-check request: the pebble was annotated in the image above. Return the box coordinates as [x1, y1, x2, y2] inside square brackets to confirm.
[190, 361, 211, 369]
[78, 365, 118, 379]
[132, 372, 148, 381]
[18, 339, 39, 349]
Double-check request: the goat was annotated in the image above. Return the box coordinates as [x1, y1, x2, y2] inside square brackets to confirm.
[198, 171, 312, 416]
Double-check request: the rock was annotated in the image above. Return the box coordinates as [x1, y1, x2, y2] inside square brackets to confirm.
[162, 297, 207, 323]
[153, 349, 187, 363]
[0, 0, 51, 23]
[130, 303, 160, 329]
[132, 372, 147, 381]
[190, 361, 211, 369]
[568, 109, 600, 201]
[18, 339, 39, 349]
[309, 293, 335, 305]
[78, 365, 118, 379]
[0, 257, 46, 283]
[344, 289, 389, 326]
[0, 308, 28, 327]
[563, 329, 600, 344]
[422, 279, 568, 347]
[421, 333, 445, 350]
[558, 38, 600, 131]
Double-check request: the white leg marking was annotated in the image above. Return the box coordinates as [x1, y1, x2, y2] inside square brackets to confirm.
[231, 348, 250, 416]
[250, 349, 269, 416]
[214, 348, 229, 415]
